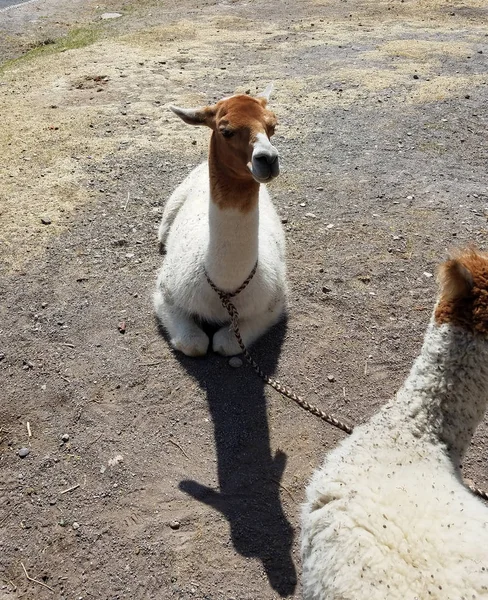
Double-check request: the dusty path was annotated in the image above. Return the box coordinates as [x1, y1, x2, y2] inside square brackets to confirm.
[1, 0, 487, 598]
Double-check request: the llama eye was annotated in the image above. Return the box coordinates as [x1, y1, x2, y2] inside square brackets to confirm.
[221, 128, 234, 138]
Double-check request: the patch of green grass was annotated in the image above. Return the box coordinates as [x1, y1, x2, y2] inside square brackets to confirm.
[0, 26, 101, 74]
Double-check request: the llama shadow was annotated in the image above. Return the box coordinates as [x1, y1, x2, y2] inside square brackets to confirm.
[159, 318, 297, 597]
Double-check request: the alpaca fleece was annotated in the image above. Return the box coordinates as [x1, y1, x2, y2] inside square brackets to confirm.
[301, 250, 488, 600]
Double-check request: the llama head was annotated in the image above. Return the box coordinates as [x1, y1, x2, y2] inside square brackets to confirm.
[170, 86, 280, 184]
[435, 248, 488, 334]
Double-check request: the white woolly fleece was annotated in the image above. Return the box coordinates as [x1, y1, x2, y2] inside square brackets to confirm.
[154, 162, 287, 356]
[301, 316, 488, 600]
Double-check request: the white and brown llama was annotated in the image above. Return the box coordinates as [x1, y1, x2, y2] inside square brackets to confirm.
[302, 249, 488, 600]
[154, 86, 286, 356]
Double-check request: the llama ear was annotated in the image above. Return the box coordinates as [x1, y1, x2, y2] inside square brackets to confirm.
[170, 105, 216, 127]
[256, 83, 274, 104]
[438, 255, 474, 302]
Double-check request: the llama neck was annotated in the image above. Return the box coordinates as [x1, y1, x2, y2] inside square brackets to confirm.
[205, 136, 260, 291]
[399, 317, 488, 466]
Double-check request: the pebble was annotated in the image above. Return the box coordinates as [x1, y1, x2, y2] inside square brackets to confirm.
[169, 520, 180, 530]
[322, 286, 331, 293]
[327, 375, 335, 382]
[316, 186, 324, 191]
[0, 353, 5, 362]
[61, 433, 70, 443]
[18, 448, 30, 458]
[72, 522, 80, 530]
[423, 272, 434, 278]
[101, 12, 122, 19]
[118, 321, 126, 334]
[281, 217, 289, 224]
[305, 212, 317, 218]
[300, 202, 306, 207]
[229, 357, 243, 368]
[41, 216, 52, 225]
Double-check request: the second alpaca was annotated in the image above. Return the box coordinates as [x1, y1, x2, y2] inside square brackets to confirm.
[302, 249, 488, 600]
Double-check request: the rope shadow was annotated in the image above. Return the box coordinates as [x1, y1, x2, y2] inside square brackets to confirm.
[158, 317, 297, 596]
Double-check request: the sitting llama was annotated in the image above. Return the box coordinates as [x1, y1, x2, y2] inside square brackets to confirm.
[154, 86, 286, 357]
[301, 249, 488, 600]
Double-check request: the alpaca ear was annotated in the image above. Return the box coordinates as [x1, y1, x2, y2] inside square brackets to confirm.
[257, 83, 274, 105]
[170, 105, 216, 127]
[438, 255, 474, 302]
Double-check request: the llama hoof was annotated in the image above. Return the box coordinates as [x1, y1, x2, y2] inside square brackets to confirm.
[171, 333, 209, 357]
[213, 327, 242, 356]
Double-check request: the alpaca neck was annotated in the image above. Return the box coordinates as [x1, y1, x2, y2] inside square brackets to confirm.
[205, 135, 260, 291]
[399, 318, 488, 466]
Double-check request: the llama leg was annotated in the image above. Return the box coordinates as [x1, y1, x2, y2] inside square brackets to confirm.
[154, 291, 209, 357]
[212, 298, 285, 356]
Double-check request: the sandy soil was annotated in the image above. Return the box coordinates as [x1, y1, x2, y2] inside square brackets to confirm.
[1, 0, 487, 598]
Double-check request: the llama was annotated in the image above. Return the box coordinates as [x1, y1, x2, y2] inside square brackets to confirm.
[154, 86, 286, 357]
[301, 249, 488, 600]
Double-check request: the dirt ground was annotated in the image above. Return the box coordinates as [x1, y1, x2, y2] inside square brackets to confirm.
[1, 0, 487, 598]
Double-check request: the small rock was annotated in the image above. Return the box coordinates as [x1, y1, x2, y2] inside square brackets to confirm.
[61, 433, 70, 443]
[101, 12, 122, 19]
[305, 212, 317, 218]
[41, 216, 52, 225]
[327, 375, 335, 382]
[406, 195, 414, 200]
[423, 272, 433, 278]
[72, 522, 80, 530]
[41, 302, 48, 308]
[229, 357, 243, 368]
[322, 286, 331, 293]
[326, 223, 334, 229]
[118, 321, 126, 334]
[413, 74, 419, 79]
[281, 217, 289, 224]
[18, 448, 30, 458]
[465, 94, 470, 99]
[316, 186, 324, 191]
[169, 520, 180, 530]
[0, 352, 5, 362]
[299, 202, 306, 207]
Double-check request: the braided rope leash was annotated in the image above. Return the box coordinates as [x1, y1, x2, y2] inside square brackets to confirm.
[205, 264, 352, 435]
[205, 264, 488, 502]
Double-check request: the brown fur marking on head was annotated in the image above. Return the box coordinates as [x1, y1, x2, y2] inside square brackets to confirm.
[435, 248, 488, 334]
[206, 94, 278, 213]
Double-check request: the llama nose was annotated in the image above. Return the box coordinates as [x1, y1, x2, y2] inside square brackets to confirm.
[253, 148, 279, 165]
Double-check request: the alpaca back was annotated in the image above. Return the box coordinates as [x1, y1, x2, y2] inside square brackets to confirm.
[302, 411, 488, 600]
[301, 250, 488, 600]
